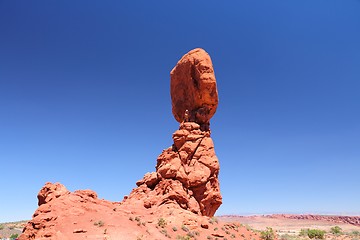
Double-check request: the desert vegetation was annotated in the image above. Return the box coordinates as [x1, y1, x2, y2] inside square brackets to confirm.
[0, 220, 27, 239]
[261, 227, 276, 240]
[278, 226, 360, 240]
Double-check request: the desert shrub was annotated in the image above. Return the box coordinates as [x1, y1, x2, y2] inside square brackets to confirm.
[160, 229, 171, 238]
[173, 226, 178, 231]
[209, 216, 218, 224]
[261, 227, 275, 240]
[307, 229, 326, 239]
[10, 234, 19, 240]
[177, 235, 191, 240]
[352, 231, 360, 236]
[158, 218, 167, 228]
[94, 220, 104, 227]
[280, 233, 303, 240]
[135, 216, 141, 222]
[181, 224, 189, 232]
[330, 226, 342, 235]
[299, 229, 308, 236]
[0, 224, 4, 230]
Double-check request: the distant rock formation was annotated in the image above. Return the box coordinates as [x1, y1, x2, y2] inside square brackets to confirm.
[269, 214, 360, 227]
[122, 48, 222, 216]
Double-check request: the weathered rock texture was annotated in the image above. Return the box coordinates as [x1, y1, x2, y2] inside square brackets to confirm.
[171, 48, 218, 129]
[20, 183, 121, 240]
[123, 121, 222, 216]
[122, 48, 222, 216]
[20, 182, 257, 240]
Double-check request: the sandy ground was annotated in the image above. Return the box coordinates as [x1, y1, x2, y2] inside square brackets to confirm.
[219, 215, 360, 239]
[2, 215, 360, 239]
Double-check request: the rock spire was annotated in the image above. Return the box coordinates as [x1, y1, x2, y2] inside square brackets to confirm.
[123, 48, 222, 216]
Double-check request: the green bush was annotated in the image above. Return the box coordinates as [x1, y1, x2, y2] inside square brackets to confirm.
[260, 227, 275, 240]
[330, 226, 342, 235]
[299, 228, 326, 239]
[307, 229, 326, 239]
[10, 234, 19, 239]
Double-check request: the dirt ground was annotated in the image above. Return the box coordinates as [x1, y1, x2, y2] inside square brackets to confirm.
[2, 215, 360, 239]
[218, 215, 360, 240]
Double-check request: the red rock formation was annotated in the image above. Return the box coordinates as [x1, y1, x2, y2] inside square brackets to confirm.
[19, 182, 255, 240]
[19, 48, 223, 239]
[123, 121, 222, 216]
[122, 48, 222, 217]
[170, 48, 218, 129]
[19, 183, 121, 240]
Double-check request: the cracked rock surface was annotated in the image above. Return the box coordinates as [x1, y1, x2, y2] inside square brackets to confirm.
[123, 122, 222, 217]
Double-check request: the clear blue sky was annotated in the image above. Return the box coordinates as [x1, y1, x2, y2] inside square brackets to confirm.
[0, 1, 359, 222]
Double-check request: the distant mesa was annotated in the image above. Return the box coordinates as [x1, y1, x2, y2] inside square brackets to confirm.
[19, 48, 225, 240]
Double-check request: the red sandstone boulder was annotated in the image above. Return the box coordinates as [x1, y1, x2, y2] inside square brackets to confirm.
[170, 48, 218, 127]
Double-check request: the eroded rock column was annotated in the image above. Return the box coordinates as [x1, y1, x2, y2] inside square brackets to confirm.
[124, 48, 222, 216]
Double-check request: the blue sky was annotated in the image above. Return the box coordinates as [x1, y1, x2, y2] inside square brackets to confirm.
[0, 1, 359, 222]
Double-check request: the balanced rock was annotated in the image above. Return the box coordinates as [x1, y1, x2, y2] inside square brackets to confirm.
[19, 48, 224, 239]
[170, 48, 218, 128]
[122, 49, 222, 216]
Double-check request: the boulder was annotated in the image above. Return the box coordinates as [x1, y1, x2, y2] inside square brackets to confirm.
[170, 48, 218, 128]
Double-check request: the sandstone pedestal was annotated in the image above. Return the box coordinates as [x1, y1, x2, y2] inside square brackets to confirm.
[123, 121, 222, 216]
